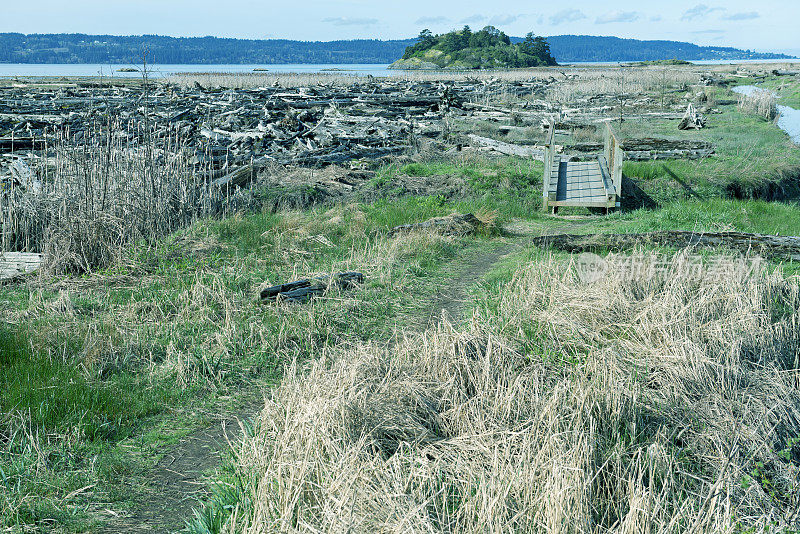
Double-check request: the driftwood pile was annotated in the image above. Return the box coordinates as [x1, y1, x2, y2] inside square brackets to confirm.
[0, 77, 555, 189]
[678, 103, 706, 130]
[532, 231, 800, 261]
[569, 138, 714, 160]
[260, 271, 364, 303]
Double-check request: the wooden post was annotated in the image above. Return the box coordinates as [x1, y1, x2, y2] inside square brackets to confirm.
[603, 122, 624, 208]
[613, 141, 623, 199]
[542, 121, 555, 211]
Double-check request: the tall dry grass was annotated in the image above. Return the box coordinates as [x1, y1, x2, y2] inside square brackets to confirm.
[738, 89, 779, 121]
[226, 251, 800, 533]
[547, 67, 697, 103]
[0, 118, 221, 273]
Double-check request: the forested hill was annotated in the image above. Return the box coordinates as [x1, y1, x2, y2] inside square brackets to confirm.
[544, 35, 793, 63]
[0, 34, 415, 64]
[0, 33, 792, 65]
[392, 27, 557, 69]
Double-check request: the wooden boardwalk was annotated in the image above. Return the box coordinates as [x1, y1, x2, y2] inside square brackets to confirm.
[0, 252, 42, 281]
[543, 123, 623, 211]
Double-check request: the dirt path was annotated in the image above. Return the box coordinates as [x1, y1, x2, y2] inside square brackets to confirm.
[419, 241, 519, 328]
[104, 218, 563, 533]
[103, 406, 257, 533]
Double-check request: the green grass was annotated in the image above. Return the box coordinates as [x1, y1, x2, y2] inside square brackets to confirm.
[0, 326, 175, 530]
[759, 77, 800, 109]
[617, 105, 800, 203]
[0, 328, 162, 440]
[372, 155, 546, 219]
[375, 156, 542, 192]
[596, 198, 800, 235]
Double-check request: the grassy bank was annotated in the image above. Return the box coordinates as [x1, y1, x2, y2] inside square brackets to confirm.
[0, 199, 499, 531]
[220, 251, 800, 532]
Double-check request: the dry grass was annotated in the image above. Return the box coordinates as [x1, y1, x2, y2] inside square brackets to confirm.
[0, 119, 221, 273]
[547, 67, 697, 103]
[226, 251, 800, 533]
[738, 89, 779, 121]
[164, 66, 702, 92]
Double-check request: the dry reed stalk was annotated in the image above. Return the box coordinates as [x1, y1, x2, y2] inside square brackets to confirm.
[0, 118, 222, 273]
[738, 89, 779, 121]
[229, 252, 800, 533]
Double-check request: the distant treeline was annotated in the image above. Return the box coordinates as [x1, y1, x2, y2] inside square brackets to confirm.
[0, 33, 792, 65]
[545, 35, 793, 62]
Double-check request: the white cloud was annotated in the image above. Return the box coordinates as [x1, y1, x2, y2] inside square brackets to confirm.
[681, 4, 724, 22]
[595, 11, 640, 24]
[549, 9, 587, 26]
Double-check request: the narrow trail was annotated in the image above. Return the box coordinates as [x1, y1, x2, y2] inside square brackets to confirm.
[104, 407, 257, 533]
[104, 216, 585, 533]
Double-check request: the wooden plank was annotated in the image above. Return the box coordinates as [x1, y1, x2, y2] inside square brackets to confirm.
[0, 252, 42, 280]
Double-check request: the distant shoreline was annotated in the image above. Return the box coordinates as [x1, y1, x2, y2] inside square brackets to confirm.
[0, 33, 793, 67]
[2, 59, 800, 80]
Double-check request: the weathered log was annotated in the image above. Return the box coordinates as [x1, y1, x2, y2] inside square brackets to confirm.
[467, 134, 545, 160]
[568, 138, 714, 160]
[260, 271, 364, 303]
[0, 252, 42, 281]
[531, 231, 800, 260]
[678, 104, 706, 130]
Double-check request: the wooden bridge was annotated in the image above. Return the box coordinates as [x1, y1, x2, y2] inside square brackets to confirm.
[542, 122, 623, 212]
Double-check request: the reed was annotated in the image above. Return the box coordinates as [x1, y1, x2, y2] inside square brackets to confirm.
[738, 88, 779, 121]
[0, 116, 221, 273]
[224, 252, 800, 533]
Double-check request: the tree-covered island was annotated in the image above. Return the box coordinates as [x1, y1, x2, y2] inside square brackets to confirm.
[390, 26, 558, 70]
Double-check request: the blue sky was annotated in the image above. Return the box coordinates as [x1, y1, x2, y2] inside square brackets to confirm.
[3, 0, 797, 54]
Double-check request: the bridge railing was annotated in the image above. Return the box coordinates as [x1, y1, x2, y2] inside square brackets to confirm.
[603, 123, 624, 197]
[542, 121, 556, 209]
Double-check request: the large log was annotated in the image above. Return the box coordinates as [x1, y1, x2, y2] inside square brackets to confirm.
[0, 252, 42, 281]
[467, 134, 545, 160]
[531, 231, 800, 260]
[260, 271, 364, 303]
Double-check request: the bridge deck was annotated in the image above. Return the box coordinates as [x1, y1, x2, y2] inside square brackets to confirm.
[543, 123, 623, 211]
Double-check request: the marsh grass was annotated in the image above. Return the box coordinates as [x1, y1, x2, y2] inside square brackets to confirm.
[0, 117, 222, 274]
[220, 252, 800, 533]
[738, 88, 779, 121]
[0, 324, 171, 530]
[0, 199, 478, 531]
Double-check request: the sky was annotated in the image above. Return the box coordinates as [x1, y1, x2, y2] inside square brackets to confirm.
[2, 0, 798, 54]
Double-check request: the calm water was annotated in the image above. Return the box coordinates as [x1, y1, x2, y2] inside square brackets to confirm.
[0, 63, 396, 78]
[732, 85, 800, 144]
[0, 59, 797, 79]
